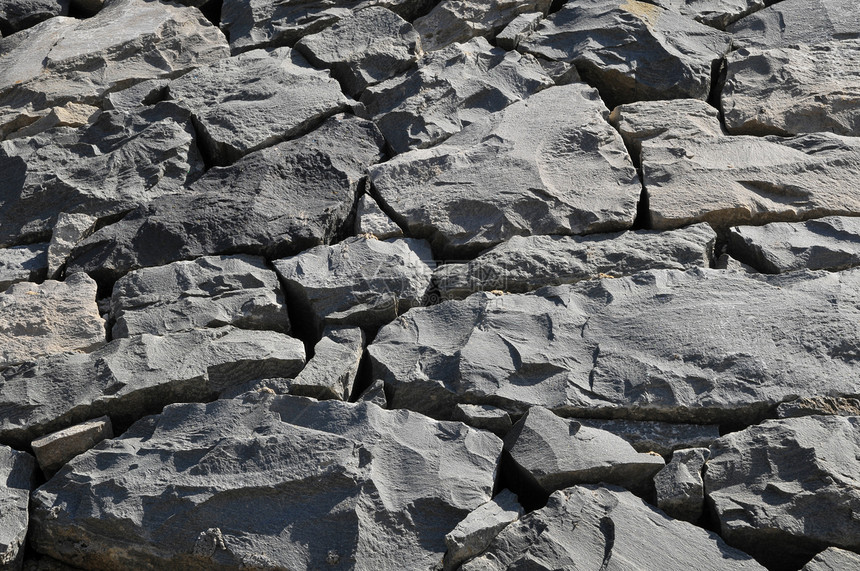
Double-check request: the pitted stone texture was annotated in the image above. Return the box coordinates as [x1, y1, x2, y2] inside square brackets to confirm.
[370, 83, 640, 257]
[0, 447, 35, 571]
[290, 326, 365, 401]
[0, 326, 305, 448]
[443, 489, 523, 571]
[573, 419, 720, 458]
[31, 416, 113, 478]
[0, 243, 47, 292]
[359, 37, 554, 154]
[518, 0, 731, 108]
[728, 0, 860, 49]
[802, 548, 860, 571]
[29, 396, 502, 570]
[370, 268, 860, 424]
[723, 42, 860, 137]
[110, 255, 290, 338]
[47, 213, 97, 279]
[168, 47, 348, 166]
[650, 0, 764, 29]
[355, 194, 403, 240]
[274, 236, 435, 336]
[705, 415, 860, 569]
[460, 485, 766, 571]
[0, 273, 104, 370]
[654, 447, 709, 522]
[66, 115, 386, 283]
[434, 223, 715, 299]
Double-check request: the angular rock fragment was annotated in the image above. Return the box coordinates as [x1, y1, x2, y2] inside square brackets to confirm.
[295, 7, 421, 97]
[518, 0, 732, 107]
[452, 404, 512, 436]
[103, 79, 169, 113]
[30, 395, 502, 570]
[46, 213, 97, 279]
[704, 415, 860, 569]
[274, 236, 434, 335]
[443, 489, 523, 570]
[573, 419, 720, 457]
[723, 41, 860, 137]
[0, 273, 104, 370]
[504, 406, 664, 496]
[728, 217, 860, 274]
[777, 396, 860, 419]
[655, 447, 709, 522]
[110, 255, 290, 338]
[354, 194, 403, 240]
[356, 379, 387, 408]
[496, 12, 544, 50]
[0, 103, 204, 247]
[802, 547, 860, 571]
[31, 416, 113, 478]
[359, 37, 554, 153]
[0, 446, 35, 571]
[370, 268, 860, 424]
[0, 243, 47, 291]
[67, 115, 386, 282]
[168, 48, 348, 165]
[728, 0, 860, 49]
[5, 102, 100, 141]
[460, 485, 766, 570]
[414, 0, 551, 51]
[0, 0, 68, 36]
[370, 83, 641, 257]
[290, 326, 365, 401]
[434, 223, 715, 299]
[0, 326, 305, 447]
[649, 0, 764, 29]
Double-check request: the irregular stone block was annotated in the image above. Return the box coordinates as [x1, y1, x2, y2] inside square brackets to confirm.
[452, 404, 513, 436]
[518, 0, 731, 107]
[777, 396, 860, 419]
[0, 243, 47, 292]
[705, 415, 860, 569]
[5, 102, 100, 141]
[31, 416, 113, 478]
[168, 47, 348, 165]
[274, 236, 435, 335]
[290, 326, 365, 401]
[573, 419, 720, 457]
[67, 115, 386, 282]
[0, 0, 68, 36]
[0, 326, 305, 448]
[728, 0, 860, 49]
[802, 547, 860, 571]
[369, 83, 640, 257]
[649, 0, 764, 29]
[434, 223, 715, 299]
[359, 37, 554, 154]
[46, 213, 97, 279]
[355, 379, 387, 408]
[354, 194, 403, 240]
[0, 447, 35, 571]
[29, 395, 502, 570]
[443, 489, 523, 570]
[460, 484, 765, 570]
[496, 12, 544, 50]
[103, 79, 169, 113]
[723, 41, 860, 137]
[0, 273, 104, 370]
[110, 255, 289, 338]
[654, 447, 709, 522]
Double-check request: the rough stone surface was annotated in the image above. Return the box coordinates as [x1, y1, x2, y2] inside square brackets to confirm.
[0, 273, 104, 370]
[30, 416, 113, 478]
[443, 489, 523, 570]
[66, 114, 386, 282]
[0, 447, 35, 570]
[496, 12, 544, 50]
[355, 194, 403, 240]
[728, 0, 860, 49]
[356, 379, 387, 408]
[0, 0, 68, 36]
[0, 243, 47, 291]
[704, 415, 860, 569]
[110, 255, 289, 339]
[46, 213, 97, 280]
[290, 326, 365, 401]
[723, 41, 860, 137]
[0, 326, 305, 448]
[370, 83, 641, 257]
[295, 7, 421, 98]
[728, 216, 860, 274]
[274, 236, 435, 335]
[370, 268, 860, 424]
[504, 406, 665, 496]
[650, 0, 764, 29]
[460, 485, 766, 570]
[168, 47, 348, 165]
[29, 395, 502, 570]
[802, 548, 860, 571]
[359, 37, 554, 154]
[103, 79, 169, 113]
[655, 447, 709, 522]
[573, 419, 720, 458]
[518, 0, 732, 107]
[434, 223, 715, 299]
[777, 396, 860, 419]
[5, 102, 100, 141]
[452, 404, 513, 436]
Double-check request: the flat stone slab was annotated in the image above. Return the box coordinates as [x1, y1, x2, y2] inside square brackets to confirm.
[369, 83, 641, 257]
[31, 416, 113, 478]
[0, 446, 35, 570]
[29, 395, 502, 570]
[728, 0, 860, 49]
[370, 268, 860, 424]
[0, 243, 47, 292]
[650, 0, 765, 29]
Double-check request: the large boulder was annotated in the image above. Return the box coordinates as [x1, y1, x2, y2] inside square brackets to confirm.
[728, 0, 860, 49]
[369, 83, 641, 257]
[0, 447, 35, 571]
[29, 395, 502, 570]
[704, 415, 860, 569]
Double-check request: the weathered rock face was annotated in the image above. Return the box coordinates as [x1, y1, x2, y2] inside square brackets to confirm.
[654, 447, 709, 522]
[30, 416, 113, 478]
[290, 326, 365, 401]
[5, 102, 100, 141]
[443, 489, 523, 571]
[0, 243, 47, 291]
[66, 114, 386, 282]
[728, 0, 860, 49]
[110, 255, 290, 338]
[359, 37, 554, 154]
[0, 0, 68, 36]
[370, 268, 860, 424]
[29, 395, 502, 570]
[167, 47, 348, 165]
[0, 326, 305, 448]
[517, 0, 732, 107]
[723, 41, 860, 137]
[0, 273, 104, 370]
[370, 83, 641, 257]
[433, 223, 715, 299]
[704, 415, 860, 569]
[802, 547, 860, 571]
[46, 213, 97, 279]
[776, 396, 860, 419]
[728, 216, 860, 274]
[0, 446, 35, 571]
[460, 485, 766, 570]
[354, 194, 403, 240]
[649, 0, 764, 29]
